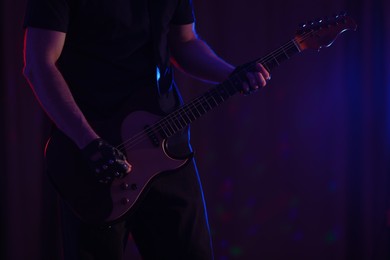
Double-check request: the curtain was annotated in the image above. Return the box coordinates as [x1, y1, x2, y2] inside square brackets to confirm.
[1, 0, 389, 259]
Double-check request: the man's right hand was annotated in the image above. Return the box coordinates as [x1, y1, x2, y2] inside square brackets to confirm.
[81, 138, 132, 184]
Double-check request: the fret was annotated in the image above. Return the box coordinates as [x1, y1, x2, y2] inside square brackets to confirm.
[207, 94, 220, 108]
[171, 115, 183, 130]
[158, 127, 167, 139]
[192, 103, 203, 118]
[167, 118, 178, 131]
[177, 114, 187, 126]
[216, 85, 230, 101]
[196, 101, 208, 115]
[199, 98, 211, 112]
[292, 39, 301, 52]
[276, 52, 286, 63]
[209, 93, 219, 106]
[281, 46, 290, 59]
[186, 109, 197, 122]
[287, 40, 301, 56]
[162, 123, 173, 137]
[263, 59, 278, 72]
[271, 54, 280, 65]
[286, 43, 300, 57]
[181, 110, 192, 124]
[203, 96, 213, 110]
[167, 122, 177, 135]
[176, 114, 186, 128]
[210, 88, 225, 103]
[262, 63, 271, 72]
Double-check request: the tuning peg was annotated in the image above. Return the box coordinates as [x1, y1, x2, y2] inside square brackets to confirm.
[335, 11, 348, 24]
[310, 20, 322, 30]
[297, 22, 307, 34]
[333, 12, 347, 23]
[339, 11, 347, 17]
[299, 22, 307, 28]
[322, 16, 332, 28]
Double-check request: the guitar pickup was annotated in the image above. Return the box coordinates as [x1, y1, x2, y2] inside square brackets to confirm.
[144, 125, 160, 147]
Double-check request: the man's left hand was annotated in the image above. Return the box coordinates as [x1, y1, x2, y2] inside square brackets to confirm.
[240, 63, 271, 95]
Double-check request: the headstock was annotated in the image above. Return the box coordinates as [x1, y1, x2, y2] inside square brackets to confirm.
[295, 12, 357, 51]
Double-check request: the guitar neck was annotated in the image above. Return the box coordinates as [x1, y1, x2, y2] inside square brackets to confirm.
[259, 39, 301, 71]
[157, 39, 301, 138]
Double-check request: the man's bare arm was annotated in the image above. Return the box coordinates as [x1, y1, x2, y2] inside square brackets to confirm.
[23, 27, 99, 149]
[168, 23, 270, 92]
[23, 27, 131, 180]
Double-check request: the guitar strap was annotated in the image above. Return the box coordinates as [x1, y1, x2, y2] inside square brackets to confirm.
[147, 0, 183, 114]
[147, 0, 172, 94]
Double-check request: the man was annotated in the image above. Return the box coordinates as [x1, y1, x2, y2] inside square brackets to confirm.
[23, 0, 270, 259]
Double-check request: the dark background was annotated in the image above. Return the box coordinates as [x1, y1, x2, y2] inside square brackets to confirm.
[2, 0, 390, 259]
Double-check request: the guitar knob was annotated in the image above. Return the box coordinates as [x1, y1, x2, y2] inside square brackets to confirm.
[131, 184, 137, 190]
[121, 183, 129, 190]
[121, 198, 130, 205]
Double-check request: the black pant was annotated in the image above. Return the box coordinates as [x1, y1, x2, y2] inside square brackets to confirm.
[60, 158, 214, 260]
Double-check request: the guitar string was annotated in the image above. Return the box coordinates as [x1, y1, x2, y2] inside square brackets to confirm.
[115, 29, 319, 151]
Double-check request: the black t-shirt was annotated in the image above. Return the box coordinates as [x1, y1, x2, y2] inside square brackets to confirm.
[24, 0, 195, 118]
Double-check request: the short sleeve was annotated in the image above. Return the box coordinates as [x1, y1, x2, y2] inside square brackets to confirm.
[170, 0, 195, 25]
[23, 0, 70, 32]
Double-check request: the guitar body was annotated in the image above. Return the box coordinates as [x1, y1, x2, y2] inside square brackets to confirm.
[46, 110, 190, 225]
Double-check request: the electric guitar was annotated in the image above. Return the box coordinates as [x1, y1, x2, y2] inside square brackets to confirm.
[46, 13, 357, 225]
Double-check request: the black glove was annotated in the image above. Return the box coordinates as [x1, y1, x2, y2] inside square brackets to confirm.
[81, 138, 130, 184]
